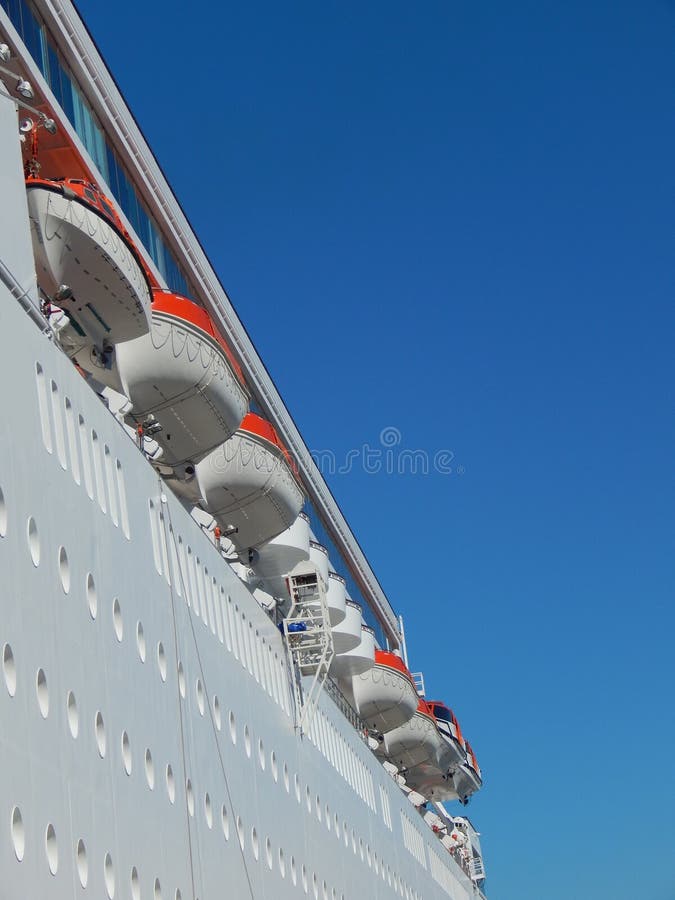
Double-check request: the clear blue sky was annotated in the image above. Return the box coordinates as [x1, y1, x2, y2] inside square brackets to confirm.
[78, 1, 674, 897]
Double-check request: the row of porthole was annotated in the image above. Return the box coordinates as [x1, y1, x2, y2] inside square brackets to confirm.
[9, 805, 181, 899]
[1, 650, 419, 900]
[0, 512, 416, 899]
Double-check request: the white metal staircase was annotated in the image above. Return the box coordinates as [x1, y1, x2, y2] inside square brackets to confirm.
[282, 564, 335, 735]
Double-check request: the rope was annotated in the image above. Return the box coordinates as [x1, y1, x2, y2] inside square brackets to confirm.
[159, 483, 256, 900]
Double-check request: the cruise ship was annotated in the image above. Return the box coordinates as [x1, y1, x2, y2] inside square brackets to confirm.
[0, 2, 487, 897]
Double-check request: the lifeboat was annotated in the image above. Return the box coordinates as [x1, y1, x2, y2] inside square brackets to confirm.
[379, 699, 443, 771]
[451, 741, 483, 805]
[308, 540, 329, 587]
[402, 701, 468, 802]
[426, 701, 467, 772]
[330, 623, 375, 678]
[105, 289, 248, 466]
[325, 571, 347, 626]
[196, 413, 305, 554]
[251, 512, 311, 598]
[331, 598, 363, 654]
[25, 177, 151, 346]
[349, 650, 419, 734]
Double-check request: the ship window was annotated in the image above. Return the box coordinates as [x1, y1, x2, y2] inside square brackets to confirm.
[84, 187, 97, 203]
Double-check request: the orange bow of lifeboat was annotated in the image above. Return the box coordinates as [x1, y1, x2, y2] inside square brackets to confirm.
[196, 413, 305, 554]
[110, 289, 249, 466]
[379, 699, 442, 772]
[349, 649, 419, 734]
[25, 177, 151, 346]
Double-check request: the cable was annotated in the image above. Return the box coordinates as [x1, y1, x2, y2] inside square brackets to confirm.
[159, 483, 256, 900]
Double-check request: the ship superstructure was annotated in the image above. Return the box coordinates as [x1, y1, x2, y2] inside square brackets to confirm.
[0, 2, 487, 898]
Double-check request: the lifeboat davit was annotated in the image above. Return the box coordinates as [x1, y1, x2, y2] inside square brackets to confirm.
[109, 289, 249, 466]
[26, 178, 151, 345]
[349, 650, 419, 734]
[196, 413, 305, 553]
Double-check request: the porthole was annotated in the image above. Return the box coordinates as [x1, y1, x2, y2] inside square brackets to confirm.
[229, 710, 236, 744]
[265, 836, 273, 869]
[305, 785, 312, 812]
[294, 773, 301, 803]
[10, 806, 25, 861]
[270, 751, 278, 782]
[121, 731, 132, 775]
[2, 643, 16, 696]
[145, 748, 155, 789]
[166, 764, 175, 803]
[221, 804, 230, 840]
[283, 762, 289, 792]
[45, 823, 58, 875]
[0, 486, 7, 536]
[95, 711, 106, 758]
[177, 662, 186, 698]
[76, 838, 88, 887]
[258, 738, 265, 770]
[290, 855, 297, 886]
[236, 816, 244, 849]
[86, 573, 97, 618]
[104, 852, 115, 898]
[27, 517, 40, 566]
[186, 779, 194, 816]
[36, 668, 49, 718]
[196, 679, 205, 715]
[204, 793, 213, 828]
[130, 867, 140, 900]
[301, 864, 308, 894]
[112, 598, 123, 641]
[244, 725, 251, 758]
[58, 546, 70, 593]
[213, 695, 221, 730]
[154, 878, 162, 900]
[251, 827, 259, 860]
[278, 846, 286, 878]
[157, 642, 167, 681]
[136, 622, 146, 662]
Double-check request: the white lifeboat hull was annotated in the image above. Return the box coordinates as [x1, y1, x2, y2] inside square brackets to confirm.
[113, 307, 248, 465]
[251, 513, 311, 597]
[197, 423, 304, 552]
[331, 599, 363, 654]
[325, 572, 347, 626]
[350, 658, 418, 733]
[451, 764, 483, 805]
[26, 184, 151, 344]
[330, 624, 375, 678]
[380, 710, 439, 771]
